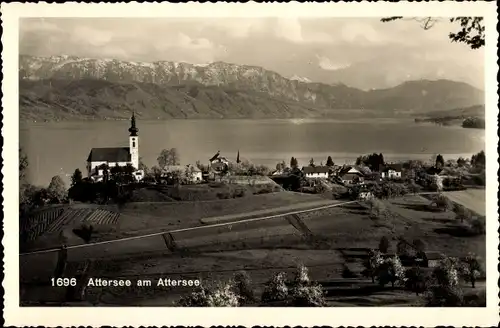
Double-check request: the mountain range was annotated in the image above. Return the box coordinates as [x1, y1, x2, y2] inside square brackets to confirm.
[19, 55, 485, 121]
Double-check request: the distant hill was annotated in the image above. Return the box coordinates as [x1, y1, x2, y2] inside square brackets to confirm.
[19, 55, 485, 121]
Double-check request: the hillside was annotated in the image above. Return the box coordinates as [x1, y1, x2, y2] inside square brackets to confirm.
[19, 55, 485, 121]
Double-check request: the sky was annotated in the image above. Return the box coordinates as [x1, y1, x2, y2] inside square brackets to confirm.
[19, 17, 484, 87]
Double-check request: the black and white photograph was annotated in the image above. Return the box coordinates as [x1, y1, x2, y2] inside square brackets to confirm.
[3, 1, 499, 327]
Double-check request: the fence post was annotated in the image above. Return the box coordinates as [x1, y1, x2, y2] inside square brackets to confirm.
[54, 244, 68, 278]
[162, 233, 177, 252]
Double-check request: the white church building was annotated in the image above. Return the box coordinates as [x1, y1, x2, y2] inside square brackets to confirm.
[86, 112, 144, 182]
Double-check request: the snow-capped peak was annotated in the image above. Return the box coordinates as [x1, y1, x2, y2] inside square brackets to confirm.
[290, 75, 312, 83]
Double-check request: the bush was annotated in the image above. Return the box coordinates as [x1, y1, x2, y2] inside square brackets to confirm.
[425, 285, 464, 307]
[232, 271, 255, 305]
[261, 272, 289, 303]
[467, 218, 485, 235]
[289, 264, 326, 307]
[367, 198, 388, 220]
[177, 282, 240, 307]
[431, 194, 454, 212]
[405, 267, 429, 296]
[376, 255, 406, 288]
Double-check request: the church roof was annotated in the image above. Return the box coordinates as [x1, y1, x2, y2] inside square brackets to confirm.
[87, 147, 131, 163]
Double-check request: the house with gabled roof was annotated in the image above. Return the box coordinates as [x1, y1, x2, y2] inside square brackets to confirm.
[302, 165, 329, 179]
[380, 163, 403, 180]
[337, 166, 364, 185]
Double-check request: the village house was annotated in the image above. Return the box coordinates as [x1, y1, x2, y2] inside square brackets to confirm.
[336, 166, 365, 185]
[86, 112, 144, 182]
[209, 151, 230, 172]
[302, 165, 329, 179]
[380, 163, 403, 180]
[417, 251, 446, 268]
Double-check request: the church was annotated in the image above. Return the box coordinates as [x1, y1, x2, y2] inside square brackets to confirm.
[86, 112, 143, 181]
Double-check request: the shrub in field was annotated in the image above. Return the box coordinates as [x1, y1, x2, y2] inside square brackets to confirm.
[232, 271, 255, 305]
[376, 255, 406, 288]
[289, 283, 326, 307]
[453, 204, 472, 223]
[206, 282, 240, 307]
[289, 264, 326, 307]
[367, 198, 388, 220]
[467, 217, 485, 235]
[431, 194, 454, 212]
[425, 285, 464, 307]
[432, 257, 460, 288]
[363, 249, 384, 283]
[177, 282, 240, 307]
[460, 253, 482, 288]
[405, 267, 429, 296]
[261, 272, 289, 303]
[177, 286, 211, 306]
[412, 239, 426, 254]
[341, 264, 357, 278]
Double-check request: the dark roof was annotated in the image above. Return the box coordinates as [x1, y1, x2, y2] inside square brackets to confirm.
[209, 151, 220, 162]
[302, 166, 330, 174]
[423, 251, 445, 260]
[87, 147, 131, 162]
[426, 166, 443, 175]
[381, 163, 403, 172]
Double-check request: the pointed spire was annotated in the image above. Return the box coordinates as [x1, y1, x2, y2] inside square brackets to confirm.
[129, 110, 138, 136]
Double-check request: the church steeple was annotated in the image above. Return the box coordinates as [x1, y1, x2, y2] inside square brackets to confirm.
[129, 111, 139, 136]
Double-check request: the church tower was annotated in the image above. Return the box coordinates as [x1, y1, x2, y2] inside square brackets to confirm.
[128, 111, 139, 170]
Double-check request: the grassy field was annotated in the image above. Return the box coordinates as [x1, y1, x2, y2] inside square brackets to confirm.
[443, 189, 486, 216]
[20, 192, 486, 306]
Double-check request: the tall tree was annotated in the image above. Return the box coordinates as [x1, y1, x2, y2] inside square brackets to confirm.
[471, 150, 485, 168]
[381, 17, 485, 49]
[236, 150, 241, 164]
[309, 158, 315, 167]
[71, 168, 83, 187]
[157, 148, 180, 169]
[436, 154, 445, 168]
[47, 175, 67, 203]
[290, 157, 298, 169]
[326, 156, 334, 167]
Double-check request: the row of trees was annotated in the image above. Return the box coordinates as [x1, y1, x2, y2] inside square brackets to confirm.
[177, 264, 326, 307]
[363, 249, 483, 305]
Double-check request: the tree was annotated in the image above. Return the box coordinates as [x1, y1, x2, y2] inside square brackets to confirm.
[461, 253, 482, 288]
[261, 272, 289, 303]
[405, 267, 429, 296]
[396, 239, 410, 257]
[453, 204, 472, 223]
[290, 157, 298, 169]
[232, 271, 255, 305]
[381, 17, 485, 49]
[157, 148, 180, 169]
[377, 256, 405, 288]
[309, 158, 315, 167]
[412, 239, 426, 254]
[71, 168, 83, 187]
[431, 194, 453, 212]
[378, 236, 390, 253]
[436, 154, 445, 169]
[326, 156, 334, 167]
[363, 249, 384, 283]
[138, 157, 149, 174]
[150, 165, 163, 180]
[275, 160, 286, 172]
[19, 147, 29, 182]
[457, 157, 466, 167]
[471, 150, 485, 168]
[47, 175, 67, 203]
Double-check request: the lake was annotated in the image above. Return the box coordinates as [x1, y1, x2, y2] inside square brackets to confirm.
[20, 119, 485, 186]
